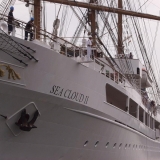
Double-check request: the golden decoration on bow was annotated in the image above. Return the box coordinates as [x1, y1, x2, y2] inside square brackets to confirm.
[0, 67, 5, 77]
[0, 64, 21, 80]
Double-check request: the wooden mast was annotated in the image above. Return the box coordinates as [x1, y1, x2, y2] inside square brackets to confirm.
[34, 0, 41, 39]
[118, 0, 123, 55]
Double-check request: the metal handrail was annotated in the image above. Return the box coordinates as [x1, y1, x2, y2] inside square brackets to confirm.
[0, 13, 84, 50]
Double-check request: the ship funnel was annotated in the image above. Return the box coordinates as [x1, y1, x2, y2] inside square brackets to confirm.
[0, 21, 8, 33]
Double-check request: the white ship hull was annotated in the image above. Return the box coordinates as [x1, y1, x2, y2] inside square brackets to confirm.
[0, 83, 160, 160]
[0, 36, 160, 160]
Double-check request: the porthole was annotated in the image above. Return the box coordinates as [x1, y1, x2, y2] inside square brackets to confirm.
[136, 145, 137, 149]
[133, 144, 135, 149]
[95, 141, 99, 147]
[113, 143, 117, 148]
[128, 144, 131, 148]
[119, 143, 122, 149]
[84, 141, 88, 147]
[106, 142, 109, 148]
[125, 144, 127, 149]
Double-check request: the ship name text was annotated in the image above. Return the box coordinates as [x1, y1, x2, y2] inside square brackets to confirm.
[50, 85, 89, 104]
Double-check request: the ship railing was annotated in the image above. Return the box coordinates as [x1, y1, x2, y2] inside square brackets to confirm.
[93, 57, 126, 85]
[115, 53, 133, 59]
[0, 13, 37, 40]
[30, 32, 127, 85]
[0, 13, 126, 86]
[41, 35, 127, 85]
[0, 14, 80, 53]
[46, 35, 126, 86]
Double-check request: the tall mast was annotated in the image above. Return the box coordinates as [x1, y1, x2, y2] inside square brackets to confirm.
[34, 0, 41, 39]
[118, 0, 123, 55]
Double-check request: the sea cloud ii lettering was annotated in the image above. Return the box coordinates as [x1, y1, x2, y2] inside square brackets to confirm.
[50, 85, 89, 105]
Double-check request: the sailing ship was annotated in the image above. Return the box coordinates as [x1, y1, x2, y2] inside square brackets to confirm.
[0, 0, 160, 159]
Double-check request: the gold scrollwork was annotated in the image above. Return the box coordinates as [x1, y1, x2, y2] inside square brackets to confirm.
[0, 64, 21, 80]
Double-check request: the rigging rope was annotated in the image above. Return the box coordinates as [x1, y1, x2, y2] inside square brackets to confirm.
[0, 27, 38, 65]
[1, 49, 28, 66]
[150, 18, 159, 65]
[77, 5, 131, 76]
[137, 0, 160, 103]
[129, 6, 159, 103]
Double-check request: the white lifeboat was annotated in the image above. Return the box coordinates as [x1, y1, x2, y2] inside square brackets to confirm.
[141, 68, 152, 88]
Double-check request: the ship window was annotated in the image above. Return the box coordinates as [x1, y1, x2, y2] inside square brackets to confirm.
[155, 120, 160, 131]
[129, 99, 137, 118]
[119, 143, 122, 149]
[95, 141, 99, 147]
[128, 144, 131, 148]
[113, 143, 117, 148]
[125, 144, 127, 149]
[106, 142, 109, 148]
[137, 68, 140, 74]
[139, 107, 144, 123]
[84, 141, 88, 147]
[145, 113, 149, 127]
[106, 84, 127, 112]
[150, 117, 153, 129]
